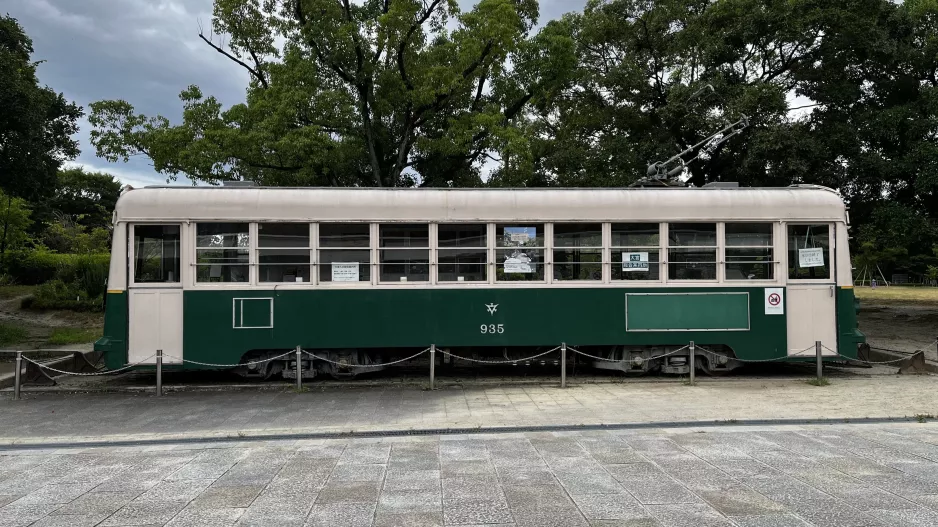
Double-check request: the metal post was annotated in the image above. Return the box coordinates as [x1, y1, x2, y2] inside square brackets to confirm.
[155, 349, 162, 397]
[815, 340, 822, 382]
[13, 351, 22, 401]
[561, 343, 567, 389]
[689, 341, 695, 385]
[295, 346, 302, 390]
[430, 344, 436, 390]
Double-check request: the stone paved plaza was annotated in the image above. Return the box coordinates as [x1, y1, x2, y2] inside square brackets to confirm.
[4, 423, 938, 526]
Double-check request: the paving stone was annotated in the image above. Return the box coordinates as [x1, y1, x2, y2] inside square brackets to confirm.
[12, 483, 98, 505]
[587, 520, 660, 527]
[442, 498, 513, 525]
[867, 507, 938, 527]
[382, 470, 441, 492]
[374, 511, 442, 527]
[616, 478, 701, 505]
[510, 506, 589, 527]
[696, 486, 785, 516]
[189, 485, 263, 508]
[26, 514, 106, 527]
[339, 445, 392, 465]
[134, 479, 215, 502]
[441, 461, 497, 478]
[165, 506, 245, 526]
[314, 481, 381, 505]
[787, 500, 887, 527]
[555, 472, 624, 495]
[305, 501, 376, 527]
[98, 500, 189, 526]
[645, 503, 735, 527]
[331, 464, 387, 483]
[377, 490, 441, 513]
[727, 514, 811, 527]
[495, 467, 557, 486]
[570, 493, 645, 520]
[442, 476, 504, 500]
[53, 491, 138, 515]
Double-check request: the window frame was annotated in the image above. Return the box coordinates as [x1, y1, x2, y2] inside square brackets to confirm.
[786, 222, 834, 283]
[128, 223, 184, 289]
[610, 222, 664, 283]
[665, 222, 719, 282]
[378, 222, 432, 284]
[495, 222, 547, 283]
[193, 221, 252, 286]
[436, 223, 490, 284]
[552, 222, 604, 282]
[255, 222, 313, 284]
[723, 222, 777, 282]
[316, 222, 375, 287]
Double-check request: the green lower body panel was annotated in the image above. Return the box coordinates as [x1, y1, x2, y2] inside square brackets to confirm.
[95, 291, 128, 370]
[836, 287, 865, 359]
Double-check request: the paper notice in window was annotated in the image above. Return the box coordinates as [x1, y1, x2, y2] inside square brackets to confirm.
[332, 262, 359, 281]
[798, 247, 825, 268]
[504, 253, 533, 273]
[622, 252, 649, 272]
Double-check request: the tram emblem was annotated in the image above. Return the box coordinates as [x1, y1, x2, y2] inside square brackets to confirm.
[485, 303, 499, 315]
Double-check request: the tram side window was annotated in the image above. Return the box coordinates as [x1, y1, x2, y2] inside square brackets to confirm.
[258, 223, 310, 283]
[788, 224, 831, 280]
[196, 223, 249, 283]
[611, 223, 660, 281]
[438, 224, 487, 282]
[133, 225, 180, 283]
[319, 224, 371, 283]
[667, 223, 717, 280]
[496, 223, 545, 281]
[553, 224, 602, 281]
[379, 224, 429, 282]
[725, 223, 774, 280]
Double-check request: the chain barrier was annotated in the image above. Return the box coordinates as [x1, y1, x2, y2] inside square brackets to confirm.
[161, 350, 296, 369]
[20, 354, 157, 377]
[693, 344, 812, 364]
[302, 348, 431, 368]
[821, 344, 917, 365]
[566, 345, 689, 363]
[437, 346, 562, 365]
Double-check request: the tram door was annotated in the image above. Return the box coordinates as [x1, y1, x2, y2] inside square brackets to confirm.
[128, 224, 184, 365]
[785, 223, 837, 356]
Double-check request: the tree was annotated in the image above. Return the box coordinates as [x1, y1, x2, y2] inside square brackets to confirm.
[0, 14, 82, 201]
[0, 189, 32, 262]
[47, 168, 121, 230]
[89, 0, 574, 187]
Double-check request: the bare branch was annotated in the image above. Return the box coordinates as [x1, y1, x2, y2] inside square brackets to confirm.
[198, 32, 269, 89]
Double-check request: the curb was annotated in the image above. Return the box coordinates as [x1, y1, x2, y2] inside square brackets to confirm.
[0, 416, 932, 451]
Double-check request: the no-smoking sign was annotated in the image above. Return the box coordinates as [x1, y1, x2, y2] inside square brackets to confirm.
[765, 288, 784, 315]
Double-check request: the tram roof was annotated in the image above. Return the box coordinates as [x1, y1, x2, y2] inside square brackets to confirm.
[114, 185, 847, 223]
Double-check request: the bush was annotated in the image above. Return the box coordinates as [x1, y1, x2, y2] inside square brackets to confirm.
[5, 249, 109, 290]
[22, 280, 104, 312]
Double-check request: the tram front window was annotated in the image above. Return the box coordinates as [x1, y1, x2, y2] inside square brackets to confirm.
[133, 225, 180, 283]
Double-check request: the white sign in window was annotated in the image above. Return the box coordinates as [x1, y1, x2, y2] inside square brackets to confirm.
[331, 262, 360, 282]
[504, 254, 533, 274]
[622, 252, 649, 272]
[798, 247, 825, 268]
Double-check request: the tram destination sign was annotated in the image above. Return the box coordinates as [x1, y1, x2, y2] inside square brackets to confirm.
[622, 252, 649, 272]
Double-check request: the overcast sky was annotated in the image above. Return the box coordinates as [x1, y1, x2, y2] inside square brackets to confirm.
[5, 0, 587, 188]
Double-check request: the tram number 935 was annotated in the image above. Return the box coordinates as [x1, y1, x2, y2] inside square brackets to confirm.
[481, 324, 505, 334]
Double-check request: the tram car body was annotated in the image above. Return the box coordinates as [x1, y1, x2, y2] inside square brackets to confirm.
[95, 185, 865, 378]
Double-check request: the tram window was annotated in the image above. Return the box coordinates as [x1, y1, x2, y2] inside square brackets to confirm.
[196, 223, 249, 283]
[133, 225, 180, 283]
[496, 223, 544, 281]
[667, 223, 716, 280]
[258, 223, 310, 283]
[725, 223, 774, 280]
[379, 224, 429, 282]
[438, 224, 487, 282]
[553, 224, 602, 281]
[319, 224, 371, 282]
[611, 223, 660, 281]
[788, 224, 830, 280]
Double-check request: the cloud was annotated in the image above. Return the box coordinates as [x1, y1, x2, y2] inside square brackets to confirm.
[7, 0, 586, 184]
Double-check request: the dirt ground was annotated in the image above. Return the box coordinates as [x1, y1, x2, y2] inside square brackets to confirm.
[858, 302, 938, 360]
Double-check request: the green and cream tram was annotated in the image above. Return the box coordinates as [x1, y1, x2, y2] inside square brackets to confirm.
[94, 184, 864, 378]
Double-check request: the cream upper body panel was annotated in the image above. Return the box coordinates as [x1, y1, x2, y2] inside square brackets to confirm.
[114, 186, 848, 224]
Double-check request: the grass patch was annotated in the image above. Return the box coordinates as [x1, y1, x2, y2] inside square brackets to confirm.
[0, 285, 36, 300]
[805, 377, 831, 386]
[46, 327, 101, 346]
[0, 322, 29, 347]
[855, 286, 938, 306]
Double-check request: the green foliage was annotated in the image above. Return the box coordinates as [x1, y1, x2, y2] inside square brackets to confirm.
[47, 327, 101, 345]
[22, 280, 104, 312]
[89, 0, 574, 187]
[41, 217, 111, 254]
[46, 168, 121, 231]
[5, 249, 109, 290]
[0, 322, 28, 347]
[0, 15, 82, 201]
[0, 189, 33, 255]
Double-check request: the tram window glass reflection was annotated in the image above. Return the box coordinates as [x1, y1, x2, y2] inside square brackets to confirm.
[196, 223, 249, 282]
[611, 223, 660, 281]
[438, 224, 487, 282]
[379, 224, 429, 282]
[319, 224, 371, 283]
[725, 223, 774, 280]
[788, 224, 830, 280]
[258, 223, 310, 283]
[496, 223, 544, 281]
[553, 223, 601, 281]
[133, 225, 180, 283]
[667, 223, 717, 280]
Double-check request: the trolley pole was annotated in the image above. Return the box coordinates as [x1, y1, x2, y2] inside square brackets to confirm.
[815, 340, 822, 383]
[561, 343, 567, 389]
[13, 351, 22, 401]
[429, 344, 436, 390]
[689, 341, 695, 385]
[155, 349, 163, 397]
[295, 346, 302, 390]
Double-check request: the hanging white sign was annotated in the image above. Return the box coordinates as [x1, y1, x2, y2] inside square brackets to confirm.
[764, 288, 784, 315]
[622, 252, 649, 272]
[798, 247, 825, 268]
[503, 253, 533, 274]
[331, 262, 359, 282]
